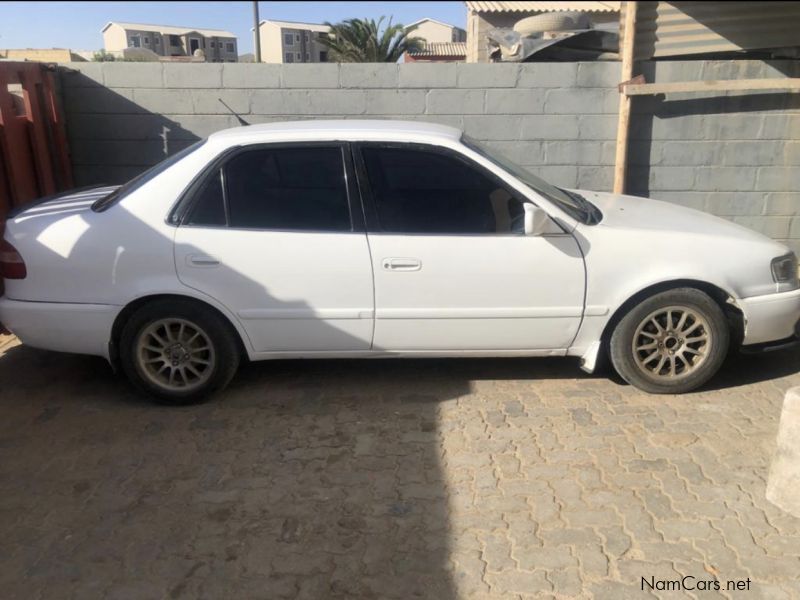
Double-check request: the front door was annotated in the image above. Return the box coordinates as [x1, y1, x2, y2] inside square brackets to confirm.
[355, 143, 585, 352]
[174, 144, 374, 354]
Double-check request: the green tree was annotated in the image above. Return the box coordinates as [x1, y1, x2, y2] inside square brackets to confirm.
[318, 17, 423, 63]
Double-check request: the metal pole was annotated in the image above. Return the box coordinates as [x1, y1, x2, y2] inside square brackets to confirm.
[253, 0, 262, 63]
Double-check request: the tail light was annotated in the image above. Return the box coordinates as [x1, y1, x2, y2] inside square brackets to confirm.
[0, 239, 27, 279]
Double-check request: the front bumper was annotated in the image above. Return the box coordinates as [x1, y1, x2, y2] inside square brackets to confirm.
[0, 297, 119, 359]
[740, 288, 800, 346]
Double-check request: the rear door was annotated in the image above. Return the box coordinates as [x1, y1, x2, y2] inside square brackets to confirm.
[174, 143, 374, 354]
[354, 142, 585, 352]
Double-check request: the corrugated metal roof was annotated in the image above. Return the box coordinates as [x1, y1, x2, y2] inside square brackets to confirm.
[103, 22, 237, 38]
[626, 1, 800, 60]
[466, 1, 620, 13]
[407, 42, 468, 57]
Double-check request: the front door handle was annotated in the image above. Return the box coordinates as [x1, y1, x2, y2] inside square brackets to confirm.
[382, 258, 422, 271]
[187, 254, 220, 267]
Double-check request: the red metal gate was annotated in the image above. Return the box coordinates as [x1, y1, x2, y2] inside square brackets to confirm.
[0, 61, 73, 221]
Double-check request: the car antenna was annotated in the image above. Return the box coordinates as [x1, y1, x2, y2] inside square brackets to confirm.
[218, 98, 250, 126]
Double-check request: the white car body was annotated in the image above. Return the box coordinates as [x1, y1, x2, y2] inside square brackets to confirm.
[1, 120, 799, 375]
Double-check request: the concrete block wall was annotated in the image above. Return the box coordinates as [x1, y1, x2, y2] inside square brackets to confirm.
[58, 60, 800, 250]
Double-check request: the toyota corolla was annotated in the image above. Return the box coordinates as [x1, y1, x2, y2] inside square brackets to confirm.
[1, 120, 798, 403]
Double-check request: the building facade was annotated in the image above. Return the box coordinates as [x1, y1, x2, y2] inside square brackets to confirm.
[405, 18, 467, 44]
[257, 20, 331, 64]
[102, 22, 238, 62]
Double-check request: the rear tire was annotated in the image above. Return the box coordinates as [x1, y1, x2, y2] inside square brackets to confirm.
[609, 288, 729, 394]
[119, 298, 240, 404]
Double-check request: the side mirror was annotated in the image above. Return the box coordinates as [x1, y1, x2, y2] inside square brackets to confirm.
[523, 203, 554, 236]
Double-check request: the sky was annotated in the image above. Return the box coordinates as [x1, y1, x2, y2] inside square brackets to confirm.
[0, 1, 466, 55]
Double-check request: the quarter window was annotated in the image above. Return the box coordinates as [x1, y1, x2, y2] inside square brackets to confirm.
[186, 147, 351, 231]
[226, 42, 235, 52]
[360, 146, 524, 235]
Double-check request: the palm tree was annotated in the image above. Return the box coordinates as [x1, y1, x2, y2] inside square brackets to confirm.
[318, 17, 423, 63]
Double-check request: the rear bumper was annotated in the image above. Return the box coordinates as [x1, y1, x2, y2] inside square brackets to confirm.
[740, 288, 800, 346]
[0, 297, 119, 359]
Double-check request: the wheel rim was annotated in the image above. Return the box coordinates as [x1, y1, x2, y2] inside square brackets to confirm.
[632, 305, 712, 380]
[136, 318, 215, 392]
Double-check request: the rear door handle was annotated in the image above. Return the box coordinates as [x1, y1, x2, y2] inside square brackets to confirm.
[382, 258, 422, 271]
[187, 254, 220, 267]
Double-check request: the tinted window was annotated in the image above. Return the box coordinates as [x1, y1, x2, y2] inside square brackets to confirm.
[225, 147, 351, 231]
[361, 146, 524, 234]
[187, 169, 226, 226]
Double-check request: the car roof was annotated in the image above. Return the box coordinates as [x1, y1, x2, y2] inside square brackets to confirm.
[207, 119, 463, 145]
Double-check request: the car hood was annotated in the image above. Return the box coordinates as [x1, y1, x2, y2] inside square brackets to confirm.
[574, 189, 777, 244]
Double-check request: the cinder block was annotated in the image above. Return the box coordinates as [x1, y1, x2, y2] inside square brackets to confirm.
[696, 166, 757, 194]
[530, 165, 578, 188]
[398, 63, 457, 88]
[521, 115, 580, 141]
[577, 115, 617, 140]
[485, 89, 545, 114]
[63, 87, 142, 114]
[223, 63, 281, 88]
[169, 115, 240, 138]
[70, 139, 169, 166]
[577, 166, 613, 191]
[426, 89, 484, 114]
[58, 63, 104, 87]
[133, 88, 194, 114]
[462, 115, 522, 140]
[72, 165, 146, 186]
[660, 141, 722, 166]
[481, 141, 544, 165]
[544, 88, 616, 115]
[761, 115, 800, 140]
[163, 64, 222, 88]
[576, 63, 619, 88]
[103, 63, 163, 88]
[518, 63, 577, 88]
[456, 64, 519, 88]
[764, 193, 800, 216]
[790, 217, 800, 238]
[251, 90, 306, 115]
[303, 90, 367, 115]
[545, 141, 603, 166]
[340, 64, 398, 88]
[756, 167, 800, 191]
[365, 90, 426, 115]
[281, 64, 340, 88]
[704, 192, 767, 217]
[191, 89, 249, 115]
[721, 141, 792, 167]
[648, 167, 695, 191]
[67, 113, 170, 140]
[732, 215, 792, 238]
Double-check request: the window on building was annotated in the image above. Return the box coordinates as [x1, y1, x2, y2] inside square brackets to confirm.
[304, 32, 309, 42]
[129, 36, 141, 48]
[305, 52, 310, 61]
[319, 51, 328, 62]
[155, 37, 160, 45]
[284, 32, 293, 46]
[295, 33, 301, 43]
[143, 36, 150, 45]
[169, 35, 180, 46]
[359, 146, 524, 235]
[296, 52, 301, 60]
[187, 147, 351, 231]
[226, 42, 235, 52]
[285, 52, 294, 63]
[210, 41, 216, 48]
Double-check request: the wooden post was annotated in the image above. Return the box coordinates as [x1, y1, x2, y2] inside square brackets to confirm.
[613, 1, 638, 194]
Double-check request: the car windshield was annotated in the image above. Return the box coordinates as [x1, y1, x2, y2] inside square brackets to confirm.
[91, 140, 207, 212]
[461, 135, 600, 224]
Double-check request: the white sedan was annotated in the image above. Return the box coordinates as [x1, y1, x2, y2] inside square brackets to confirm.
[1, 120, 799, 403]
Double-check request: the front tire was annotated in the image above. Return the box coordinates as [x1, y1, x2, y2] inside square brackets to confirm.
[609, 288, 729, 394]
[120, 299, 240, 404]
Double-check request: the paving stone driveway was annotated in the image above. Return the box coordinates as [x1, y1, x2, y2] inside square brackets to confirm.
[2, 335, 800, 599]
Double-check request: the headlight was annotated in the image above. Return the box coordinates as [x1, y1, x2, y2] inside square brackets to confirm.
[771, 253, 798, 283]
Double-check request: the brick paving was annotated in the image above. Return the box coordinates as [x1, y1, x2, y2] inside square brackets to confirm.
[1, 338, 800, 599]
